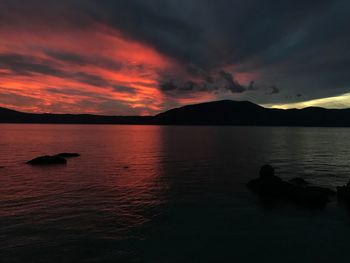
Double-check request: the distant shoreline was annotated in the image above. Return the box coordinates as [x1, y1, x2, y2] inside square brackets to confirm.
[2, 100, 350, 127]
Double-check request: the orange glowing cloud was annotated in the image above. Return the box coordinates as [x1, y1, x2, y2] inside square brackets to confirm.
[0, 20, 181, 115]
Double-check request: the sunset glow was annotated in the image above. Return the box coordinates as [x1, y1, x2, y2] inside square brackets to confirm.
[0, 22, 180, 115]
[264, 92, 350, 110]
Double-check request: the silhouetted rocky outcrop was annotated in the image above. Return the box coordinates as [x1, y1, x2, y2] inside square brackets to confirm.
[26, 155, 67, 165]
[247, 165, 335, 208]
[55, 153, 80, 158]
[247, 165, 295, 198]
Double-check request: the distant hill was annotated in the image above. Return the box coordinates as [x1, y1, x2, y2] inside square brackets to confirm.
[0, 107, 154, 124]
[2, 100, 350, 126]
[156, 100, 350, 126]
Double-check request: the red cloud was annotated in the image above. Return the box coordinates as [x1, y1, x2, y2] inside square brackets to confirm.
[0, 21, 179, 115]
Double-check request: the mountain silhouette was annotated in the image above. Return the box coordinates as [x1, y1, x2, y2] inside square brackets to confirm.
[2, 100, 350, 126]
[156, 100, 350, 126]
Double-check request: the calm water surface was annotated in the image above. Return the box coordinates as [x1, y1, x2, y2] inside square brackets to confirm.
[1, 124, 350, 262]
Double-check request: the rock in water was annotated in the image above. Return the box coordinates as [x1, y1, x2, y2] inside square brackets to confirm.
[247, 165, 294, 199]
[259, 164, 276, 180]
[55, 153, 80, 158]
[289, 177, 310, 186]
[294, 186, 335, 208]
[26, 155, 67, 165]
[337, 181, 350, 205]
[247, 165, 334, 208]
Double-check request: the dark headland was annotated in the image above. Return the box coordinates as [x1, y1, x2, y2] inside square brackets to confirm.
[2, 100, 350, 126]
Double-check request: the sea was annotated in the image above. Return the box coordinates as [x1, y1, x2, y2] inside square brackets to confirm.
[1, 124, 350, 262]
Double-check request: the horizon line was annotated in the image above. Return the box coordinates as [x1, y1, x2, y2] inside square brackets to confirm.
[2, 98, 350, 117]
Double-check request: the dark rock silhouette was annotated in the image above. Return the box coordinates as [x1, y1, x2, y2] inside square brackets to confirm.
[247, 165, 294, 199]
[26, 155, 67, 165]
[247, 165, 335, 208]
[289, 177, 310, 186]
[337, 181, 350, 205]
[259, 164, 276, 180]
[55, 153, 80, 158]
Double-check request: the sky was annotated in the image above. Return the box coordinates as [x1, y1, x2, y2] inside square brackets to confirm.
[0, 0, 349, 115]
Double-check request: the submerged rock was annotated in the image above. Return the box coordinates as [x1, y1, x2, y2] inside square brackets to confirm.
[289, 177, 310, 186]
[294, 186, 335, 207]
[55, 153, 80, 158]
[337, 181, 350, 205]
[26, 155, 67, 165]
[247, 165, 334, 208]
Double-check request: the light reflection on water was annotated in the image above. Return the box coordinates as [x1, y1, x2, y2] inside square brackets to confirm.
[1, 124, 350, 262]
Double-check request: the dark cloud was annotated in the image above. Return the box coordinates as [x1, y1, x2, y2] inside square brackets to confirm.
[0, 90, 43, 106]
[219, 71, 246, 93]
[112, 86, 136, 94]
[266, 86, 280, 95]
[45, 50, 123, 70]
[45, 51, 87, 65]
[0, 53, 111, 88]
[0, 53, 63, 76]
[160, 81, 178, 92]
[160, 70, 251, 97]
[91, 0, 350, 104]
[247, 81, 256, 91]
[84, 0, 338, 68]
[46, 87, 99, 97]
[87, 0, 201, 65]
[72, 72, 110, 87]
